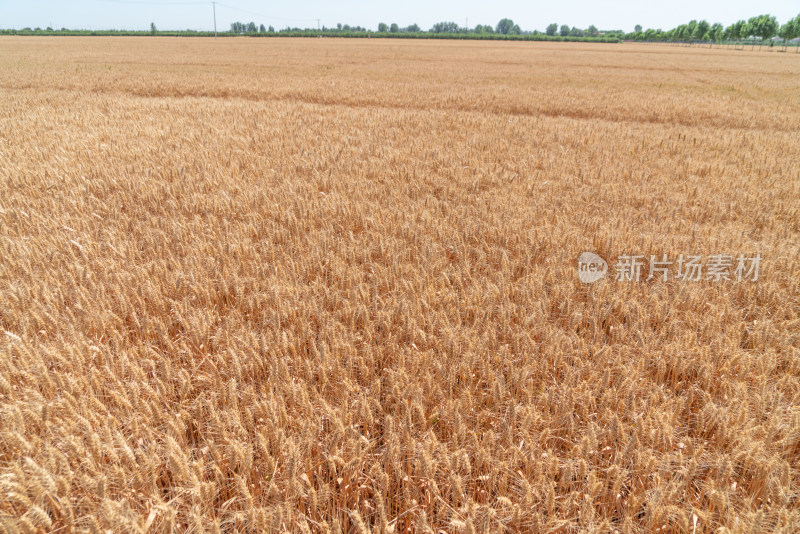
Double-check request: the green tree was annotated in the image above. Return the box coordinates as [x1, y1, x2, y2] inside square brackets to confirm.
[644, 28, 660, 41]
[431, 21, 459, 33]
[587, 25, 599, 37]
[560, 24, 570, 36]
[760, 15, 779, 42]
[795, 15, 800, 52]
[778, 21, 792, 49]
[378, 22, 388, 32]
[496, 18, 518, 35]
[740, 20, 753, 46]
[748, 14, 778, 48]
[546, 23, 558, 36]
[634, 24, 642, 32]
[150, 22, 157, 35]
[259, 24, 266, 33]
[746, 16, 758, 47]
[686, 20, 698, 41]
[268, 25, 274, 32]
[406, 23, 420, 32]
[389, 23, 399, 33]
[693, 20, 709, 41]
[734, 20, 747, 39]
[711, 23, 723, 44]
[727, 19, 746, 47]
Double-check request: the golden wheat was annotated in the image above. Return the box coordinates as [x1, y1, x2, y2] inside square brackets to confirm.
[0, 36, 798, 533]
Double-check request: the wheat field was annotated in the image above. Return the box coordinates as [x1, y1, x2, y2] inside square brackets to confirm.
[0, 36, 799, 533]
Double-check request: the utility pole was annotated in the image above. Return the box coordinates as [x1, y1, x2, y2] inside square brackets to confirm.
[466, 18, 468, 32]
[212, 1, 217, 38]
[317, 19, 321, 31]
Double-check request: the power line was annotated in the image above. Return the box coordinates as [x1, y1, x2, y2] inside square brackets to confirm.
[96, 0, 319, 31]
[215, 2, 317, 23]
[98, 0, 210, 5]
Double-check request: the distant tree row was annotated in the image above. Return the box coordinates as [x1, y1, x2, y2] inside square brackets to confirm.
[424, 19, 522, 35]
[543, 23, 600, 37]
[376, 22, 420, 33]
[230, 22, 272, 33]
[625, 14, 800, 48]
[4, 12, 799, 47]
[370, 13, 800, 46]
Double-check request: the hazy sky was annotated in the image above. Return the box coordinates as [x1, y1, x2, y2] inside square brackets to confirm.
[0, 0, 798, 33]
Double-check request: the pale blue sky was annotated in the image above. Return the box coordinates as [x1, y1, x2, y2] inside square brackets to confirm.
[0, 0, 797, 33]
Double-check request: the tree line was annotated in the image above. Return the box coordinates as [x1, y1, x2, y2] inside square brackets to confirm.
[224, 13, 800, 47]
[2, 12, 799, 47]
[627, 14, 800, 48]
